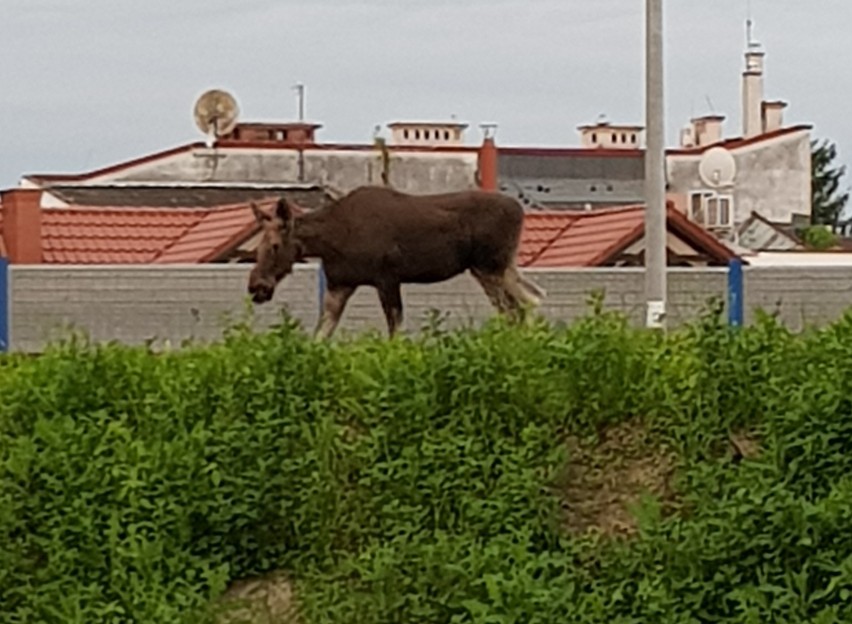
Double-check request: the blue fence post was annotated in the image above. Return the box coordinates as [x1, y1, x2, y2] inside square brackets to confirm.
[727, 257, 744, 327]
[0, 257, 8, 352]
[317, 261, 327, 318]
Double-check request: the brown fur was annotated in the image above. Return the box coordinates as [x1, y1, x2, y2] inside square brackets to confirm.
[247, 185, 546, 339]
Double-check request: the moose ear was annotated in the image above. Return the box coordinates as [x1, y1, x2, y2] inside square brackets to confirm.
[251, 202, 268, 225]
[275, 198, 296, 226]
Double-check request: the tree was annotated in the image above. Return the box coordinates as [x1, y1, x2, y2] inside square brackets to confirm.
[811, 138, 850, 228]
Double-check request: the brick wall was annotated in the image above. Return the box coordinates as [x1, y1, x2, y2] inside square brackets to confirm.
[5, 265, 851, 352]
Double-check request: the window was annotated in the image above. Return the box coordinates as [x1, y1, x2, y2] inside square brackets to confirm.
[444, 130, 450, 140]
[631, 133, 637, 143]
[591, 133, 597, 143]
[689, 190, 733, 228]
[403, 129, 409, 139]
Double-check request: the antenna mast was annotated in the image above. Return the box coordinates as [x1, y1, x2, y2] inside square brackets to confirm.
[745, 0, 759, 49]
[293, 83, 305, 121]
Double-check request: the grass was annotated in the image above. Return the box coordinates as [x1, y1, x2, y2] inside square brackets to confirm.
[3, 299, 852, 623]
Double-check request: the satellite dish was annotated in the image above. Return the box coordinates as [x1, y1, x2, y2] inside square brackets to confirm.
[193, 89, 239, 144]
[698, 146, 737, 188]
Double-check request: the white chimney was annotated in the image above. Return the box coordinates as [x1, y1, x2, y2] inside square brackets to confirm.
[691, 115, 725, 147]
[742, 40, 765, 138]
[762, 100, 787, 133]
[387, 121, 468, 146]
[577, 120, 644, 149]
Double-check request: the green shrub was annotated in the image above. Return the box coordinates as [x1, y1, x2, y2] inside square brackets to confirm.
[800, 225, 839, 250]
[4, 306, 852, 622]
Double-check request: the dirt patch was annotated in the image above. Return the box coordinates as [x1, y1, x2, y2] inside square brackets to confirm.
[554, 419, 680, 539]
[213, 570, 300, 624]
[728, 428, 762, 463]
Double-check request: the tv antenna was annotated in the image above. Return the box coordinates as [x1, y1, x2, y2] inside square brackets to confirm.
[293, 83, 306, 121]
[745, 0, 761, 49]
[193, 88, 240, 147]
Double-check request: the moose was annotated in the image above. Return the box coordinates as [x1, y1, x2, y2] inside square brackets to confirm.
[247, 185, 546, 339]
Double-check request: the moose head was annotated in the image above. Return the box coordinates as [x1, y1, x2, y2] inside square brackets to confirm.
[247, 198, 303, 304]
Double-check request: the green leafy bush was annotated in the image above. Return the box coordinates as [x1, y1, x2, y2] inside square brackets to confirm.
[4, 305, 852, 623]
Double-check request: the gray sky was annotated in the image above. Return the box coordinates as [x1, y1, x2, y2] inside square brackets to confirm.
[2, 0, 848, 192]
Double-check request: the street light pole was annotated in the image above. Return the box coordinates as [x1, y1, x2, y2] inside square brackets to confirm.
[645, 0, 667, 329]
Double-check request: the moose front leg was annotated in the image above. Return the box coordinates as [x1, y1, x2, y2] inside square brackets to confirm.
[314, 285, 355, 340]
[377, 282, 404, 337]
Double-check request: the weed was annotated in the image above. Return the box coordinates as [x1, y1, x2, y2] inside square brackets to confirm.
[3, 306, 852, 622]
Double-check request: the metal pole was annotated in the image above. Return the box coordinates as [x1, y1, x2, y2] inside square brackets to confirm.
[727, 258, 744, 327]
[317, 262, 327, 318]
[645, 0, 667, 328]
[0, 257, 8, 352]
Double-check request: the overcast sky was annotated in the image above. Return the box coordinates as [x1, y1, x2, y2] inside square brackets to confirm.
[2, 0, 848, 192]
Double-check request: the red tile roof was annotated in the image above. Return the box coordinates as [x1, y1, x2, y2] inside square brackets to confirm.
[519, 204, 739, 267]
[0, 198, 285, 265]
[524, 207, 645, 267]
[1, 196, 737, 267]
[516, 211, 575, 266]
[40, 208, 204, 264]
[153, 203, 261, 264]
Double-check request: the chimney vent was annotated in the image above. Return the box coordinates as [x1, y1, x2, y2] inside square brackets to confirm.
[577, 120, 644, 149]
[762, 100, 787, 133]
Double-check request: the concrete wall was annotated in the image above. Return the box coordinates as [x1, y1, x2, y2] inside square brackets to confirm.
[8, 266, 319, 353]
[743, 266, 852, 331]
[667, 130, 812, 226]
[5, 263, 837, 353]
[100, 147, 479, 196]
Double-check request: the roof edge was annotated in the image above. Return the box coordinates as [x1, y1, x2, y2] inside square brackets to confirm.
[593, 221, 646, 266]
[666, 207, 743, 264]
[668, 124, 813, 156]
[23, 141, 204, 185]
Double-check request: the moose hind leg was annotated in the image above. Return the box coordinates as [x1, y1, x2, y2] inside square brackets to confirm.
[504, 266, 543, 309]
[314, 285, 355, 340]
[377, 282, 404, 337]
[511, 266, 547, 304]
[471, 269, 516, 318]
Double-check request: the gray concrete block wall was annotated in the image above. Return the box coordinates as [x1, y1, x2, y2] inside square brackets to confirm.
[526, 269, 727, 328]
[6, 264, 852, 353]
[8, 265, 726, 352]
[744, 267, 852, 332]
[8, 265, 319, 353]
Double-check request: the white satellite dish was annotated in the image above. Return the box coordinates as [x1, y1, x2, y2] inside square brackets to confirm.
[698, 146, 737, 188]
[193, 89, 240, 146]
